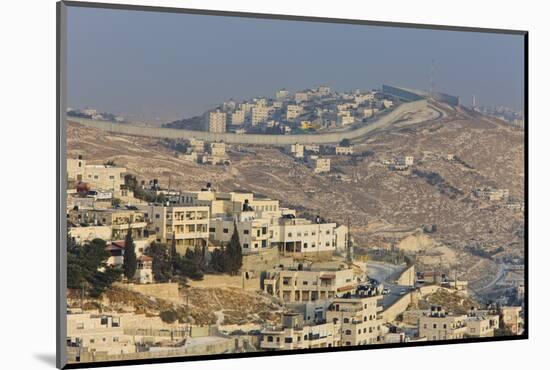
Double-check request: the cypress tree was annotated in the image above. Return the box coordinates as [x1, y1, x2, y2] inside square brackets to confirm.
[123, 226, 137, 280]
[227, 222, 243, 275]
[170, 235, 178, 274]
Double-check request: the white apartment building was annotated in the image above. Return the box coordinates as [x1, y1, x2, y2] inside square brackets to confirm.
[418, 307, 467, 341]
[67, 156, 126, 192]
[261, 312, 341, 350]
[275, 89, 290, 101]
[337, 111, 354, 126]
[263, 267, 357, 303]
[286, 104, 303, 120]
[326, 292, 384, 346]
[295, 92, 309, 103]
[209, 142, 226, 157]
[251, 106, 270, 125]
[335, 146, 354, 155]
[239, 102, 254, 115]
[68, 208, 147, 238]
[207, 109, 227, 133]
[397, 155, 414, 167]
[189, 137, 205, 153]
[231, 110, 245, 125]
[288, 143, 304, 158]
[209, 212, 271, 253]
[271, 216, 337, 255]
[305, 144, 320, 153]
[313, 158, 331, 173]
[138, 205, 210, 255]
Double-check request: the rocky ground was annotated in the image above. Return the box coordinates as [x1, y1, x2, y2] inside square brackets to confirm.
[68, 286, 283, 327]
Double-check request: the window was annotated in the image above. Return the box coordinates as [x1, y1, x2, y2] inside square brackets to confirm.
[284, 337, 293, 343]
[288, 232, 292, 237]
[303, 243, 308, 249]
[109, 175, 115, 180]
[303, 281, 308, 285]
[223, 228, 229, 233]
[243, 243, 249, 249]
[267, 336, 273, 342]
[433, 324, 437, 329]
[113, 337, 119, 342]
[345, 330, 352, 335]
[343, 318, 349, 323]
[209, 227, 216, 233]
[155, 214, 160, 219]
[243, 229, 250, 235]
[76, 323, 84, 330]
[443, 324, 447, 329]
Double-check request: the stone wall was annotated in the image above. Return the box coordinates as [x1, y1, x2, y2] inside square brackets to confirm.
[77, 337, 240, 363]
[241, 247, 282, 272]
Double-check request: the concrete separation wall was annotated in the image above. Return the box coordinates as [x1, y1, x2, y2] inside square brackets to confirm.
[381, 292, 414, 323]
[68, 100, 427, 146]
[397, 265, 415, 286]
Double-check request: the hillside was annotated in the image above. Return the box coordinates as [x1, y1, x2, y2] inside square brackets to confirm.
[67, 103, 524, 294]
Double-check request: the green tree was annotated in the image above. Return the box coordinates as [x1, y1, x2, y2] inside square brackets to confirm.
[66, 236, 121, 297]
[170, 236, 178, 275]
[210, 246, 225, 272]
[145, 242, 172, 283]
[225, 223, 243, 276]
[174, 251, 203, 281]
[339, 138, 351, 147]
[123, 227, 137, 281]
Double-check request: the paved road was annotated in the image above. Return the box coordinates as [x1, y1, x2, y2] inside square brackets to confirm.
[366, 261, 406, 283]
[366, 261, 411, 308]
[476, 263, 507, 293]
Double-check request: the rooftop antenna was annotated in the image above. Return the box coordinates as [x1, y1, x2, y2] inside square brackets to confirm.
[472, 95, 477, 109]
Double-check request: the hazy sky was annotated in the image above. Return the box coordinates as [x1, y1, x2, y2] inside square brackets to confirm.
[67, 6, 525, 123]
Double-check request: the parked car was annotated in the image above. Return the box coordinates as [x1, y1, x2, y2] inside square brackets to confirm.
[382, 288, 391, 295]
[399, 289, 406, 295]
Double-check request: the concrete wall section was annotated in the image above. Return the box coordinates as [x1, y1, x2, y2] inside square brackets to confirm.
[68, 100, 427, 146]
